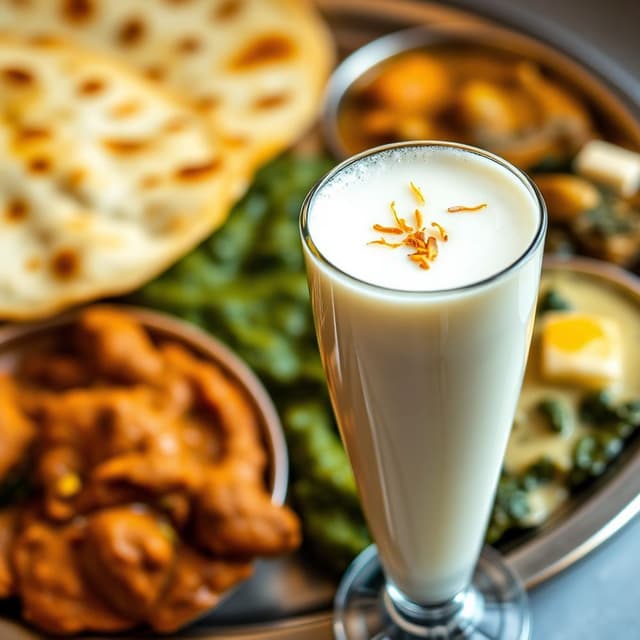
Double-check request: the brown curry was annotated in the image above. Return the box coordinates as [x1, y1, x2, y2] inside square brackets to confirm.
[0, 307, 301, 635]
[338, 46, 594, 172]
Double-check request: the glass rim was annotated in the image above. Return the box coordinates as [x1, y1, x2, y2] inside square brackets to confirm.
[299, 140, 548, 298]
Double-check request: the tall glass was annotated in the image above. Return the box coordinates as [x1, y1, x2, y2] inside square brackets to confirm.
[300, 142, 546, 639]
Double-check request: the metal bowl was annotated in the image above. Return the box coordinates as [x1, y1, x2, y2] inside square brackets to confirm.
[0, 305, 290, 638]
[507, 256, 640, 587]
[322, 23, 640, 160]
[0, 305, 289, 504]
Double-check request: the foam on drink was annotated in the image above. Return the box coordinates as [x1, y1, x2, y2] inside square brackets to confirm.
[308, 145, 538, 291]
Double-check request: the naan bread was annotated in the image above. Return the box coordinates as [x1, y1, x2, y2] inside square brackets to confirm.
[0, 37, 249, 320]
[0, 0, 334, 168]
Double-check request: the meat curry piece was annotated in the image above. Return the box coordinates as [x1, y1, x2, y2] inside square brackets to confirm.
[339, 46, 596, 171]
[0, 509, 18, 597]
[194, 466, 301, 558]
[18, 353, 93, 390]
[162, 342, 267, 482]
[148, 544, 253, 632]
[12, 520, 133, 635]
[0, 376, 34, 481]
[0, 307, 301, 634]
[75, 306, 164, 383]
[80, 507, 175, 620]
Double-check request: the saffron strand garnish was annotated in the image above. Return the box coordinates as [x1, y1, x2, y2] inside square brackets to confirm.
[447, 203, 487, 213]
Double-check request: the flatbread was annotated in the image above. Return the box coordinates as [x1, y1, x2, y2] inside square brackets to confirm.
[0, 0, 334, 168]
[0, 37, 250, 320]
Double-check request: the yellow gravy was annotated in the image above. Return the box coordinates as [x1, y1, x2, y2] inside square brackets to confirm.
[504, 268, 640, 524]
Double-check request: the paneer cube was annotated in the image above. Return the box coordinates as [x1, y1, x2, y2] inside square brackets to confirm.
[541, 312, 622, 388]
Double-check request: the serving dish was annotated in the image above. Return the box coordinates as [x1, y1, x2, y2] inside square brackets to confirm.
[0, 306, 291, 637]
[0, 306, 289, 506]
[1, 1, 640, 638]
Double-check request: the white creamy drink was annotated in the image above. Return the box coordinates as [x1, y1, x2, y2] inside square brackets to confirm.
[302, 144, 544, 604]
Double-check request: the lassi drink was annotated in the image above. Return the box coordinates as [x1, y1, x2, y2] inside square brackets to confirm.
[301, 143, 545, 604]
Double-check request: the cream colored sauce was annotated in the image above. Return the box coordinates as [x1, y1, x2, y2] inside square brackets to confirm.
[522, 484, 569, 526]
[505, 268, 640, 520]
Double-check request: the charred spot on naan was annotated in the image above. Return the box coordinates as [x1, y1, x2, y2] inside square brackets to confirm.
[51, 249, 82, 281]
[144, 65, 166, 82]
[27, 34, 63, 48]
[195, 94, 220, 112]
[175, 36, 202, 55]
[108, 101, 142, 119]
[27, 156, 52, 175]
[5, 198, 29, 222]
[212, 0, 245, 21]
[230, 34, 296, 70]
[252, 92, 291, 111]
[139, 174, 162, 190]
[77, 77, 107, 96]
[1, 66, 35, 87]
[117, 17, 146, 47]
[174, 159, 223, 181]
[15, 126, 51, 143]
[61, 0, 97, 25]
[63, 167, 88, 189]
[102, 139, 152, 155]
[163, 117, 188, 133]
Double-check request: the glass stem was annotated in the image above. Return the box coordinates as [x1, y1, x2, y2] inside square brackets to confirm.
[384, 582, 484, 637]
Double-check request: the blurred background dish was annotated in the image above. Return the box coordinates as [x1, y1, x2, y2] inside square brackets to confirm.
[323, 24, 640, 271]
[0, 306, 293, 635]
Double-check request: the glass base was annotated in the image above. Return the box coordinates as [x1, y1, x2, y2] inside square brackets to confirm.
[333, 545, 530, 640]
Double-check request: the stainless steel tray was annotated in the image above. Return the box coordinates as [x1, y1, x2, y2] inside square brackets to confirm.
[2, 1, 640, 638]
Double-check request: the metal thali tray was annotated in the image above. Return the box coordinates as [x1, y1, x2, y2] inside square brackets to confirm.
[2, 1, 640, 638]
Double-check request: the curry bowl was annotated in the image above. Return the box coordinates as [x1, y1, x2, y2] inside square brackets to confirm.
[322, 23, 640, 163]
[505, 255, 640, 585]
[0, 305, 290, 637]
[0, 305, 289, 504]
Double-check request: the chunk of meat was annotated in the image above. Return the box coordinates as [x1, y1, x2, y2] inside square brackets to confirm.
[0, 375, 35, 480]
[76, 307, 164, 383]
[162, 343, 266, 481]
[0, 508, 18, 597]
[82, 451, 203, 512]
[193, 467, 301, 558]
[0, 308, 295, 634]
[12, 520, 132, 635]
[80, 507, 175, 620]
[148, 544, 252, 633]
[18, 352, 93, 390]
[29, 388, 176, 520]
[37, 445, 84, 521]
[28, 387, 165, 461]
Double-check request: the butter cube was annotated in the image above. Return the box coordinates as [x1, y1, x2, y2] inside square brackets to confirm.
[574, 140, 640, 197]
[541, 312, 622, 388]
